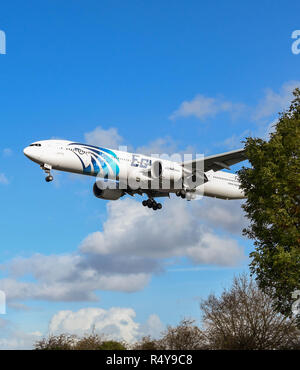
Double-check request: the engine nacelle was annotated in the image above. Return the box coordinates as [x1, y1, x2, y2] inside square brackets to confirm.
[151, 161, 163, 178]
[149, 160, 183, 190]
[93, 182, 124, 200]
[151, 160, 182, 184]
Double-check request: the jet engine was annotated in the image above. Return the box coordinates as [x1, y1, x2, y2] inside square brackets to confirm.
[93, 182, 125, 200]
[151, 160, 182, 183]
[151, 160, 163, 178]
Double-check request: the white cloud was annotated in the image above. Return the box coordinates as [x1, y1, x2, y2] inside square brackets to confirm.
[0, 307, 164, 349]
[0, 332, 42, 350]
[0, 173, 9, 185]
[80, 198, 245, 266]
[253, 80, 300, 121]
[84, 126, 194, 157]
[84, 126, 124, 149]
[49, 307, 164, 343]
[2, 148, 12, 157]
[191, 198, 248, 235]
[135, 137, 196, 159]
[0, 197, 245, 304]
[136, 137, 179, 156]
[138, 314, 165, 339]
[0, 252, 152, 302]
[186, 233, 242, 265]
[216, 81, 300, 148]
[49, 307, 139, 342]
[169, 94, 245, 121]
[221, 130, 251, 150]
[0, 318, 42, 350]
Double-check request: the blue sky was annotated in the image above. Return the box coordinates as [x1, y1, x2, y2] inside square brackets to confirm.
[0, 0, 299, 348]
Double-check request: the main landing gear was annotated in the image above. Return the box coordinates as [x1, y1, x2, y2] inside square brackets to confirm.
[176, 190, 186, 199]
[41, 164, 53, 182]
[176, 189, 195, 201]
[142, 199, 163, 211]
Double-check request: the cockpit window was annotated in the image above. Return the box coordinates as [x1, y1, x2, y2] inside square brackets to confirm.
[29, 144, 42, 147]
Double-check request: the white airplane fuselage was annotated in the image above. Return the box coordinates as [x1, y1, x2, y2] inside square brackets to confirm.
[23, 140, 245, 204]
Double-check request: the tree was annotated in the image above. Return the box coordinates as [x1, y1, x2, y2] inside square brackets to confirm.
[131, 336, 161, 350]
[200, 274, 297, 349]
[34, 333, 127, 350]
[238, 88, 300, 316]
[35, 275, 300, 350]
[157, 318, 206, 350]
[73, 333, 103, 350]
[97, 341, 127, 350]
[35, 334, 77, 350]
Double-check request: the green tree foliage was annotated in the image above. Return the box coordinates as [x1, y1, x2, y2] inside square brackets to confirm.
[35, 333, 127, 350]
[97, 341, 127, 350]
[131, 336, 160, 350]
[238, 88, 300, 315]
[73, 334, 103, 350]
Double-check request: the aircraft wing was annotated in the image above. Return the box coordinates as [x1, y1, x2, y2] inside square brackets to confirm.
[182, 148, 246, 172]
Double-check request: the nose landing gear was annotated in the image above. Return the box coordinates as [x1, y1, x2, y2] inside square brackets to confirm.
[40, 164, 53, 182]
[45, 175, 53, 182]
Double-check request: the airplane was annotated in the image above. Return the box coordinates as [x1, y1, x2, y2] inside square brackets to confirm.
[23, 140, 247, 211]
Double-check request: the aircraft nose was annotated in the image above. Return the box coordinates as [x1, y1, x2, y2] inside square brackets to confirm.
[23, 146, 38, 161]
[23, 145, 43, 164]
[23, 146, 31, 158]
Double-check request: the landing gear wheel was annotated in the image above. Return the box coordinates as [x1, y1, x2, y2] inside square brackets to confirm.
[177, 190, 186, 198]
[45, 175, 53, 182]
[143, 198, 162, 211]
[41, 164, 53, 183]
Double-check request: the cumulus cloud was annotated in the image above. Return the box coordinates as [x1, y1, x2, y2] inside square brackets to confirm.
[49, 307, 164, 343]
[0, 196, 245, 304]
[214, 81, 300, 149]
[253, 80, 300, 121]
[135, 137, 196, 161]
[0, 173, 9, 185]
[84, 126, 124, 149]
[0, 252, 153, 302]
[49, 307, 137, 342]
[80, 198, 245, 265]
[0, 307, 164, 349]
[220, 130, 251, 150]
[0, 318, 42, 350]
[136, 137, 179, 156]
[138, 314, 165, 339]
[191, 198, 249, 235]
[84, 126, 194, 158]
[169, 94, 245, 121]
